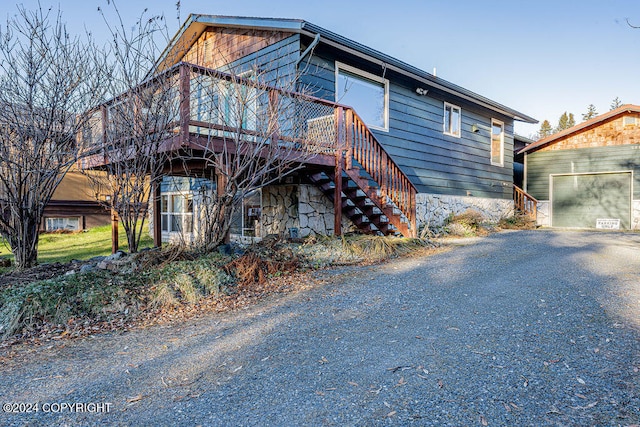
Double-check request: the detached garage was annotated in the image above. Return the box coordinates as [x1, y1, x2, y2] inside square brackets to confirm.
[521, 105, 640, 230]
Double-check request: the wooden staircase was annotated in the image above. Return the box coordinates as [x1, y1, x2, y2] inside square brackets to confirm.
[513, 184, 537, 220]
[306, 107, 417, 237]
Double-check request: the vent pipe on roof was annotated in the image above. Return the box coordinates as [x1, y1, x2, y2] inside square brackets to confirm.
[433, 67, 437, 77]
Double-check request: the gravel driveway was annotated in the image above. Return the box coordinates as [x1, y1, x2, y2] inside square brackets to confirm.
[1, 230, 639, 426]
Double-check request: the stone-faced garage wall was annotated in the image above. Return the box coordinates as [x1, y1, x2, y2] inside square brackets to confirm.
[261, 184, 352, 237]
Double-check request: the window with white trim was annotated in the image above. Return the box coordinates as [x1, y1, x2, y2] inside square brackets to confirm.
[161, 193, 193, 234]
[443, 102, 461, 137]
[45, 217, 80, 231]
[491, 119, 504, 166]
[336, 62, 389, 131]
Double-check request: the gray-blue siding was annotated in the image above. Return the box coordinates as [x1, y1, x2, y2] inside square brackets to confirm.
[299, 51, 515, 199]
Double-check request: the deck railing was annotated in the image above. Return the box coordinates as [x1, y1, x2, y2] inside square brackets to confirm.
[513, 184, 537, 219]
[82, 62, 417, 234]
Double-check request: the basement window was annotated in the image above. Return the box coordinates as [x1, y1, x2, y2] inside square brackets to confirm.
[161, 193, 193, 234]
[46, 217, 80, 231]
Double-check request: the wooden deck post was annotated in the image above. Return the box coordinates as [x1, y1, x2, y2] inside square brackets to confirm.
[179, 64, 191, 145]
[153, 181, 162, 248]
[217, 170, 231, 244]
[111, 207, 119, 254]
[345, 108, 353, 170]
[334, 107, 344, 236]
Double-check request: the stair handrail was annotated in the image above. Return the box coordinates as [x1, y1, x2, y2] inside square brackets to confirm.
[513, 184, 537, 219]
[342, 108, 417, 235]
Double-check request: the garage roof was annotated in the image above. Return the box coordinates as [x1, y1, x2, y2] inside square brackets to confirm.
[519, 104, 640, 154]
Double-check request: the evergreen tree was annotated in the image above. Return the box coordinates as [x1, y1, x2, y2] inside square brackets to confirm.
[611, 97, 622, 110]
[556, 112, 569, 132]
[538, 119, 553, 139]
[582, 104, 598, 121]
[555, 112, 576, 132]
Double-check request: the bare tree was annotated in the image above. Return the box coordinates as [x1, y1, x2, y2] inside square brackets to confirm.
[0, 5, 105, 269]
[183, 58, 334, 251]
[82, 4, 177, 253]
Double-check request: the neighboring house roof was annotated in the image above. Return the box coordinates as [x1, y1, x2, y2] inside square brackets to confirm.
[519, 104, 640, 154]
[514, 134, 535, 150]
[155, 14, 537, 124]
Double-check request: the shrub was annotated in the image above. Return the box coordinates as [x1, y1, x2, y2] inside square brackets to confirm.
[444, 209, 487, 237]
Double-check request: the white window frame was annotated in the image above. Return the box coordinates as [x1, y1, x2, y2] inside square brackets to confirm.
[45, 217, 80, 232]
[443, 102, 461, 137]
[491, 118, 505, 167]
[160, 192, 194, 235]
[335, 62, 389, 132]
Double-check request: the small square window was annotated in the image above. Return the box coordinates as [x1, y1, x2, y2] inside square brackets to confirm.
[444, 103, 461, 137]
[623, 116, 637, 126]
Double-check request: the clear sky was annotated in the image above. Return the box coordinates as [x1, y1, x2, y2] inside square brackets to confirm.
[2, 0, 640, 138]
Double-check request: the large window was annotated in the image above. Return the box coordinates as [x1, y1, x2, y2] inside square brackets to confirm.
[336, 62, 389, 131]
[491, 119, 504, 166]
[443, 102, 461, 137]
[161, 193, 193, 234]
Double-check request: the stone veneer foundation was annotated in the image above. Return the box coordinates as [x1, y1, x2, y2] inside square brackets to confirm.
[261, 184, 353, 237]
[416, 193, 514, 230]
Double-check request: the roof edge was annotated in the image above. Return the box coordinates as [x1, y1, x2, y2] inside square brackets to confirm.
[519, 104, 640, 154]
[155, 15, 536, 123]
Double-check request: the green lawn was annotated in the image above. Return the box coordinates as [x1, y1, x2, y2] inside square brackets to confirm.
[0, 224, 154, 265]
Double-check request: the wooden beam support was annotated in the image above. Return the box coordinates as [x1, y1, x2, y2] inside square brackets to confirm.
[334, 106, 344, 236]
[153, 181, 163, 248]
[111, 207, 119, 254]
[179, 64, 191, 146]
[217, 170, 231, 244]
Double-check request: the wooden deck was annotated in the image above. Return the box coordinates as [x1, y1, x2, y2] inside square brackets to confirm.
[82, 62, 418, 239]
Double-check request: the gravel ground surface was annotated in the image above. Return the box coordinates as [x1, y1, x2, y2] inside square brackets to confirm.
[1, 229, 639, 426]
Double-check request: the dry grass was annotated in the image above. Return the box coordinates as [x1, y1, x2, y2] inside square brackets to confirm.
[444, 209, 491, 237]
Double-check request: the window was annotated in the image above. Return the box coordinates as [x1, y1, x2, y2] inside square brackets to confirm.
[161, 193, 193, 234]
[230, 190, 262, 237]
[443, 102, 461, 137]
[46, 217, 80, 231]
[336, 62, 389, 131]
[491, 119, 504, 166]
[623, 116, 638, 126]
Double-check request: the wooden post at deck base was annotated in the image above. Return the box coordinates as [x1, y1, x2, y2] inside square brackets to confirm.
[334, 156, 343, 236]
[153, 181, 162, 248]
[111, 207, 119, 254]
[334, 106, 344, 236]
[217, 171, 231, 244]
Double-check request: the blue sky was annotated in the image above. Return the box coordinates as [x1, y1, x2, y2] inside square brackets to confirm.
[2, 0, 640, 137]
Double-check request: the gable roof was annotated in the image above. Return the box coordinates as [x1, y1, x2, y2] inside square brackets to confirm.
[519, 104, 640, 154]
[156, 14, 537, 124]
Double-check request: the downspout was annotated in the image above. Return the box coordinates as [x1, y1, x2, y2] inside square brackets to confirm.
[295, 33, 321, 68]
